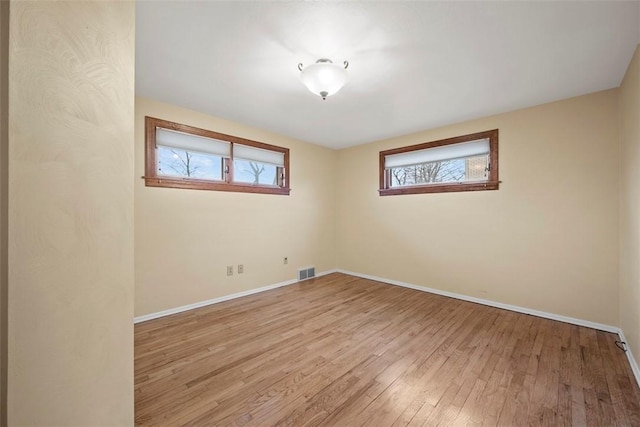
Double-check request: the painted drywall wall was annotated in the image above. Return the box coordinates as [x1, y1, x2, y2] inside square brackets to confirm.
[135, 97, 337, 317]
[8, 2, 134, 425]
[0, 1, 7, 425]
[620, 43, 640, 359]
[336, 89, 620, 326]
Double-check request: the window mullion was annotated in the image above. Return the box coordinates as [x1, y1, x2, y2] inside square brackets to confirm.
[228, 143, 234, 183]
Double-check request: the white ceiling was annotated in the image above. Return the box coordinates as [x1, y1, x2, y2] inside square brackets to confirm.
[136, 1, 640, 149]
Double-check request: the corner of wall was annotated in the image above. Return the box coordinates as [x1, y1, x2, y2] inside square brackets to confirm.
[619, 41, 640, 368]
[134, 98, 339, 317]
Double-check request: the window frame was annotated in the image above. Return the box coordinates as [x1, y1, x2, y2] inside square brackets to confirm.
[145, 117, 290, 195]
[379, 129, 499, 196]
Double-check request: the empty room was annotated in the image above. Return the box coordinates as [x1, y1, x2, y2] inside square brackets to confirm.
[2, 1, 640, 426]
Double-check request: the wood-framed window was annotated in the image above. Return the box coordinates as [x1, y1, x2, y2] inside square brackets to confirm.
[144, 117, 290, 195]
[379, 129, 499, 196]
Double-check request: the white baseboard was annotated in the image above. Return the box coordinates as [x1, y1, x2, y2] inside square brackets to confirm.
[133, 269, 338, 324]
[337, 269, 619, 333]
[337, 269, 640, 389]
[133, 268, 640, 390]
[617, 329, 640, 387]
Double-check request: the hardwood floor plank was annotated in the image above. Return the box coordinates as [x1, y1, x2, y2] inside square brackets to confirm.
[134, 273, 640, 426]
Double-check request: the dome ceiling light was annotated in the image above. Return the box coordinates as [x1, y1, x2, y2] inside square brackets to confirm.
[297, 58, 349, 100]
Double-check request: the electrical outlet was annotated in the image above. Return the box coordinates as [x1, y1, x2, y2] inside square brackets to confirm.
[284, 257, 288, 265]
[227, 265, 233, 276]
[238, 264, 244, 274]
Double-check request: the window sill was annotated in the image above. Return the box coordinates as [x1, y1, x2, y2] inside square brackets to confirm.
[379, 181, 500, 196]
[144, 177, 291, 195]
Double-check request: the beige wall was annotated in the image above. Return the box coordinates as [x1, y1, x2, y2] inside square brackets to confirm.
[8, 2, 134, 425]
[0, 1, 7, 425]
[336, 89, 620, 326]
[135, 98, 337, 317]
[620, 44, 640, 358]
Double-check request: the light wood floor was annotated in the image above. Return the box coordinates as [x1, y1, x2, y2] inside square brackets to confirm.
[135, 273, 640, 426]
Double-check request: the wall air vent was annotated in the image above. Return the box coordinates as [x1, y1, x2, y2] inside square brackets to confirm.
[297, 266, 316, 281]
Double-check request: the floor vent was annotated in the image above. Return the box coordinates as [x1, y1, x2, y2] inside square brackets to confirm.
[298, 266, 316, 281]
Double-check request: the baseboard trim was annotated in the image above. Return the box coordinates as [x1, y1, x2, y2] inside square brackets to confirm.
[134, 269, 338, 324]
[617, 329, 640, 387]
[340, 270, 640, 390]
[337, 269, 619, 333]
[134, 268, 640, 389]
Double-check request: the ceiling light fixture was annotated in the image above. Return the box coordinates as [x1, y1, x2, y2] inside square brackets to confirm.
[297, 58, 349, 100]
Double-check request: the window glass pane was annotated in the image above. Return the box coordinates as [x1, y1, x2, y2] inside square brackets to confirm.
[389, 154, 488, 187]
[233, 159, 278, 185]
[157, 146, 223, 181]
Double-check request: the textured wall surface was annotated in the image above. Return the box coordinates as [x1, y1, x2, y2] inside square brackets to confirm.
[0, 1, 8, 425]
[620, 44, 640, 359]
[8, 2, 134, 425]
[135, 97, 337, 317]
[336, 90, 620, 326]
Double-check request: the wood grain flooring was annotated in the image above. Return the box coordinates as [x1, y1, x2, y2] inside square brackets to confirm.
[135, 273, 640, 426]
